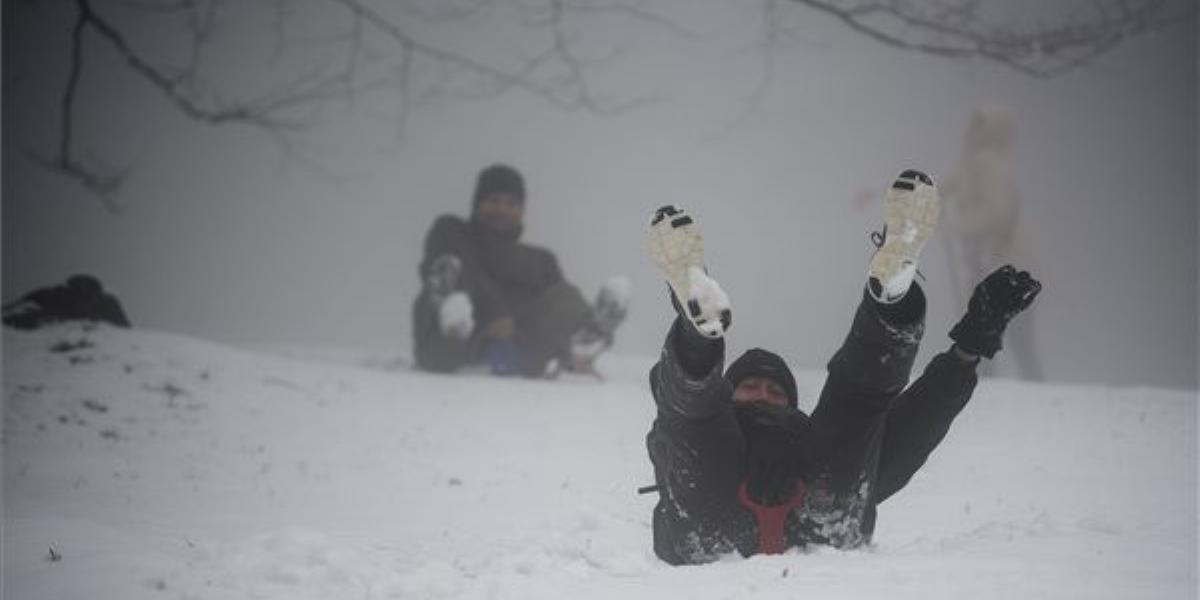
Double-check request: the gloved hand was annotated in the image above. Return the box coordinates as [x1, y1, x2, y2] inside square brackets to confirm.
[949, 265, 1042, 359]
[438, 291, 475, 340]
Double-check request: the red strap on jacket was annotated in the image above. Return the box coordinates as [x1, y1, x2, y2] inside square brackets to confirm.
[737, 478, 807, 555]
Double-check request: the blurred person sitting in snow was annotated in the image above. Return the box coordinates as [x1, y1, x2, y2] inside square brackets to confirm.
[642, 170, 1041, 564]
[3, 273, 132, 331]
[413, 163, 631, 378]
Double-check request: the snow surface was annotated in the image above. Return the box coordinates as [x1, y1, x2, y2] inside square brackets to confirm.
[4, 323, 1197, 599]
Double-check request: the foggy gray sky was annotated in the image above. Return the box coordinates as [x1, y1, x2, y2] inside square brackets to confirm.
[4, 1, 1197, 390]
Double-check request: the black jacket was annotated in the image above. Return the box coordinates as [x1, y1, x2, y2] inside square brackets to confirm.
[646, 286, 978, 564]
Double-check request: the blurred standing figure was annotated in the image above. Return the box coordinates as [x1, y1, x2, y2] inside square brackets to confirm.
[412, 164, 630, 378]
[3, 274, 132, 330]
[942, 105, 1045, 381]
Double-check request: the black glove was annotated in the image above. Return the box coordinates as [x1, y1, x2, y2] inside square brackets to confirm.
[949, 265, 1042, 359]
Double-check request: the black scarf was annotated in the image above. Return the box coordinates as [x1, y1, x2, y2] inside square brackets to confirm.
[735, 402, 811, 506]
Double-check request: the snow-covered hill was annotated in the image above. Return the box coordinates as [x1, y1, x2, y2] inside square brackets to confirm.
[4, 324, 1196, 599]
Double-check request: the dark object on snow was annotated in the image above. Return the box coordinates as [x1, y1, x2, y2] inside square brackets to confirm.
[949, 265, 1042, 359]
[3, 274, 132, 330]
[646, 283, 982, 565]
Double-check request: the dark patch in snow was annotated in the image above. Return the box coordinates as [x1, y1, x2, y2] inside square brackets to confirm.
[58, 414, 87, 426]
[81, 399, 109, 413]
[263, 376, 301, 390]
[50, 338, 93, 354]
[144, 382, 190, 405]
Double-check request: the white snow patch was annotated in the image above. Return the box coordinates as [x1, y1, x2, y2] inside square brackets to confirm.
[438, 291, 474, 339]
[685, 266, 731, 338]
[3, 323, 1196, 599]
[880, 262, 918, 301]
[599, 275, 634, 307]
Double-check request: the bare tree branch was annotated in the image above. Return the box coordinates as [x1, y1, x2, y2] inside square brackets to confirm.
[35, 0, 681, 207]
[25, 0, 1191, 209]
[786, 0, 1192, 77]
[40, 0, 356, 202]
[45, 0, 130, 210]
[83, 0, 315, 125]
[326, 0, 607, 111]
[555, 0, 704, 39]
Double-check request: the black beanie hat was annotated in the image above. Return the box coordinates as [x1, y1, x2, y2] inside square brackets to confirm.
[725, 348, 798, 408]
[472, 164, 525, 208]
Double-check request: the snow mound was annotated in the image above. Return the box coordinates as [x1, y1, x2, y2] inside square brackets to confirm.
[4, 323, 1196, 599]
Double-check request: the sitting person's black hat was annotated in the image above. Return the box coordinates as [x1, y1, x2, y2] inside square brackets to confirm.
[472, 164, 525, 209]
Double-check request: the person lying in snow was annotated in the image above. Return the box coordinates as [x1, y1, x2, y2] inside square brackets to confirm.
[642, 170, 1041, 564]
[413, 163, 631, 378]
[3, 274, 132, 331]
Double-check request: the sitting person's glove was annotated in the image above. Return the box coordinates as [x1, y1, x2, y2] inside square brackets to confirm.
[949, 265, 1042, 359]
[438, 291, 475, 340]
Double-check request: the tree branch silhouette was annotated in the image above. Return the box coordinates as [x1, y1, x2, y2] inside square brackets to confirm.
[32, 0, 1191, 208]
[786, 0, 1189, 77]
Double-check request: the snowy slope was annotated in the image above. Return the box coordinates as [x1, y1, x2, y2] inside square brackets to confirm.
[3, 323, 1196, 599]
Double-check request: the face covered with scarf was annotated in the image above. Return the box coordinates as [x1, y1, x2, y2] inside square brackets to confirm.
[726, 348, 812, 505]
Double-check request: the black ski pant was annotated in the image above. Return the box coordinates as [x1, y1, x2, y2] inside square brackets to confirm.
[796, 284, 979, 547]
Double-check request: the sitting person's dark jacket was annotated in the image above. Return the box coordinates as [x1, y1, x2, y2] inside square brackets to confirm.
[3, 274, 132, 330]
[413, 164, 608, 377]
